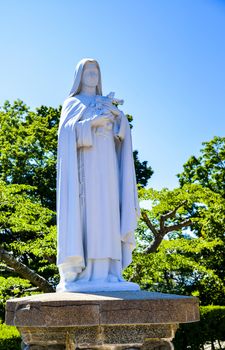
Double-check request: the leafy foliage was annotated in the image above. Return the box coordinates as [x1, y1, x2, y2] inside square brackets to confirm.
[0, 276, 32, 320]
[0, 100, 59, 210]
[125, 184, 225, 305]
[174, 306, 225, 349]
[133, 150, 153, 187]
[0, 323, 21, 350]
[178, 136, 225, 198]
[125, 238, 225, 305]
[138, 184, 225, 240]
[0, 181, 58, 298]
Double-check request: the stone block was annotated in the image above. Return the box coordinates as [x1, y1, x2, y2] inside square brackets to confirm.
[6, 291, 199, 349]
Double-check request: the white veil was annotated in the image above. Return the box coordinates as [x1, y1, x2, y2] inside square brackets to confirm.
[69, 58, 103, 97]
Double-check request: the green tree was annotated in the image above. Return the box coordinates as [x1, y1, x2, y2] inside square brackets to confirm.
[0, 100, 59, 210]
[175, 136, 225, 305]
[0, 180, 56, 317]
[178, 136, 225, 197]
[125, 184, 225, 305]
[133, 150, 153, 187]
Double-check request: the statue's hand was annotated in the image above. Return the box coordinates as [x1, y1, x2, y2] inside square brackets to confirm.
[91, 112, 114, 128]
[99, 102, 121, 117]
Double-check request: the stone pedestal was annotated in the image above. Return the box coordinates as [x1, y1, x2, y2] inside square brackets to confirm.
[5, 291, 199, 350]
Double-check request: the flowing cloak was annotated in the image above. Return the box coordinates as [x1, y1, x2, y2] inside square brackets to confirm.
[57, 95, 140, 270]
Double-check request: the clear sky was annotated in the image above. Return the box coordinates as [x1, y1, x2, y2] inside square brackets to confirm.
[0, 0, 225, 189]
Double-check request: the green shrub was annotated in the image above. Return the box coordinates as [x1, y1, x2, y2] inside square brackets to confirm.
[0, 323, 21, 350]
[173, 305, 225, 349]
[0, 276, 33, 321]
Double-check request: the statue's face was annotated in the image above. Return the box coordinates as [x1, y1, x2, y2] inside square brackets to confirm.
[81, 62, 99, 88]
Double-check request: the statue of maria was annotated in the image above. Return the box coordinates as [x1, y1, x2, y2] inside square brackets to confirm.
[56, 58, 140, 292]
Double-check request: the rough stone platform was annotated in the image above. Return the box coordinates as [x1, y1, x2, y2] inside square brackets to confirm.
[5, 291, 199, 350]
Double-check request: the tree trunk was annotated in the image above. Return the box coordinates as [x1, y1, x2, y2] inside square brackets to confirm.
[145, 233, 166, 254]
[0, 248, 55, 293]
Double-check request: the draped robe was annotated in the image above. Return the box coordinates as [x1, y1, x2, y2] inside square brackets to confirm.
[57, 94, 139, 274]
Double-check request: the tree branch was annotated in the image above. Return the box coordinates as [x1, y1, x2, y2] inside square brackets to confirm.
[164, 219, 193, 234]
[161, 200, 187, 221]
[0, 248, 55, 293]
[142, 210, 192, 254]
[144, 233, 165, 254]
[141, 210, 158, 237]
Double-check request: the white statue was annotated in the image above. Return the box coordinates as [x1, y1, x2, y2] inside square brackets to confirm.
[56, 58, 140, 292]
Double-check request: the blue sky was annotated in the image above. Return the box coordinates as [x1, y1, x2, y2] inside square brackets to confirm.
[0, 0, 225, 189]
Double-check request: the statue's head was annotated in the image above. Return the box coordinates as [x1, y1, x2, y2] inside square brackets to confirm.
[69, 58, 102, 97]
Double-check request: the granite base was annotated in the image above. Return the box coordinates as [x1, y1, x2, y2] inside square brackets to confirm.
[6, 291, 199, 350]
